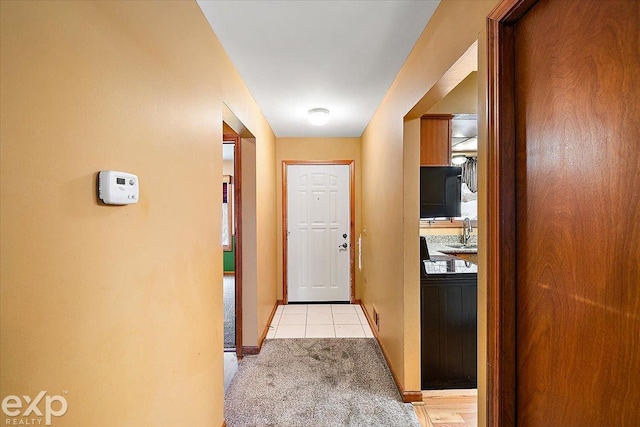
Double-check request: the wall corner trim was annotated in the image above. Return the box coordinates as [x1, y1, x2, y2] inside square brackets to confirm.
[402, 391, 424, 403]
[241, 346, 260, 356]
[247, 300, 281, 357]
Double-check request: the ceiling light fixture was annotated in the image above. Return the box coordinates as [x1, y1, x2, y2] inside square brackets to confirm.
[452, 155, 467, 165]
[307, 108, 330, 126]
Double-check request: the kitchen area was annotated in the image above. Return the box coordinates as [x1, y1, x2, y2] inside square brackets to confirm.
[417, 74, 479, 391]
[420, 233, 477, 390]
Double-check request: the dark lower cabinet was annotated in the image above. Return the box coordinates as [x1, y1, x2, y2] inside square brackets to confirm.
[421, 273, 477, 389]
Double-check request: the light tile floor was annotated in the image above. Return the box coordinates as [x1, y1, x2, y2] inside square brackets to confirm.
[223, 351, 238, 392]
[266, 304, 375, 339]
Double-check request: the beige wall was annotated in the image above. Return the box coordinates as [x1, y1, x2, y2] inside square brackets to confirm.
[255, 136, 278, 346]
[241, 138, 259, 346]
[476, 27, 489, 427]
[275, 137, 362, 301]
[360, 0, 498, 410]
[0, 2, 276, 426]
[428, 71, 478, 114]
[402, 118, 423, 394]
[223, 159, 234, 175]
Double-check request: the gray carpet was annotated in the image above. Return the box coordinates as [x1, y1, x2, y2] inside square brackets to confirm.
[224, 338, 420, 427]
[224, 275, 235, 348]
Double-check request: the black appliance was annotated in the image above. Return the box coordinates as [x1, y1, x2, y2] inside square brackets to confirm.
[420, 166, 461, 218]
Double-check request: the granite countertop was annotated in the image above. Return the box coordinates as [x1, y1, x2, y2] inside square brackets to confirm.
[424, 235, 478, 275]
[424, 235, 478, 256]
[422, 235, 479, 275]
[429, 243, 478, 255]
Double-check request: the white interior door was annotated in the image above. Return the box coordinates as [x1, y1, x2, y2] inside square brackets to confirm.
[287, 164, 350, 302]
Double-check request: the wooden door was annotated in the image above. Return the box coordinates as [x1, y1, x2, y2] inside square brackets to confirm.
[488, 0, 640, 425]
[285, 164, 352, 302]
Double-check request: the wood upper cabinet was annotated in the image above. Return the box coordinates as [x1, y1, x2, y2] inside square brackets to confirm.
[420, 114, 452, 166]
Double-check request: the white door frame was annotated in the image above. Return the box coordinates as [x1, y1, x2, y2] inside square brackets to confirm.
[282, 160, 355, 304]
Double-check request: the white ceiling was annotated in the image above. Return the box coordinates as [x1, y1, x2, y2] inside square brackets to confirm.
[197, 0, 440, 137]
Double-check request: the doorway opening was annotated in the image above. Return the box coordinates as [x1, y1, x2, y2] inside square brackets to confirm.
[404, 39, 482, 424]
[221, 104, 257, 397]
[222, 137, 236, 350]
[221, 102, 256, 363]
[221, 103, 257, 363]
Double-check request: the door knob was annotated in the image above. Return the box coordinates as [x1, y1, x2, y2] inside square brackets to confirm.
[339, 243, 348, 249]
[343, 233, 348, 239]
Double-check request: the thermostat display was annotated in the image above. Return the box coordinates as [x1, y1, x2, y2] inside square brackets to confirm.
[98, 170, 139, 205]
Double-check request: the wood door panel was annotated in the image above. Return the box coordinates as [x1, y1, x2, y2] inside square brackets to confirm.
[514, 0, 640, 425]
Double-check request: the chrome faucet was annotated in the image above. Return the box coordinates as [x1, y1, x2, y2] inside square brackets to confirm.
[462, 217, 472, 246]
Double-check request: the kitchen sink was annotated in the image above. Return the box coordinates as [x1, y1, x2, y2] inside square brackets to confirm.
[446, 243, 478, 249]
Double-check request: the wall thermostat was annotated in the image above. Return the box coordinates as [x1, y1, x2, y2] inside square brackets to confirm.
[98, 170, 139, 205]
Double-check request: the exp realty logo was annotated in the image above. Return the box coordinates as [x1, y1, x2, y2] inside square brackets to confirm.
[2, 391, 68, 426]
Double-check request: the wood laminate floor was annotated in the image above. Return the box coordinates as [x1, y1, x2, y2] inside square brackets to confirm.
[413, 389, 478, 427]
